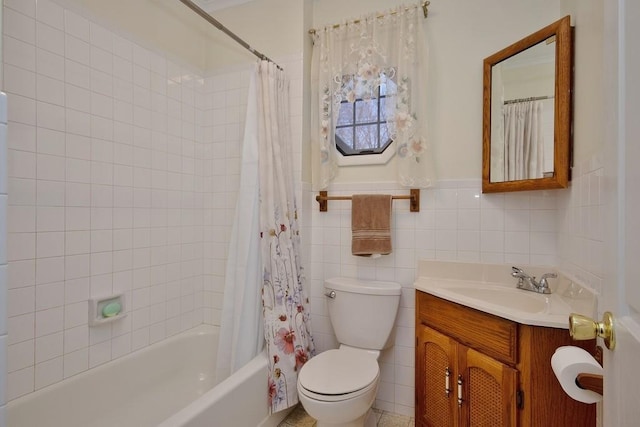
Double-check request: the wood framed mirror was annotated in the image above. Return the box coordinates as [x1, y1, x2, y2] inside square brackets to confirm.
[482, 16, 573, 193]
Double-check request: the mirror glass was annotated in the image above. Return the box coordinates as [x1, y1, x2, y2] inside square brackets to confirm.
[482, 16, 573, 193]
[490, 39, 555, 182]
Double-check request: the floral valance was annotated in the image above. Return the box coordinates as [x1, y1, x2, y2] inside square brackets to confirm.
[311, 3, 435, 189]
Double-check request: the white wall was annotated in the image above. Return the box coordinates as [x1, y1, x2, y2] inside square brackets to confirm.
[556, 3, 605, 424]
[0, 0, 8, 416]
[313, 0, 562, 183]
[207, 0, 305, 70]
[44, 0, 218, 71]
[1, 0, 306, 405]
[49, 0, 306, 73]
[200, 66, 250, 326]
[201, 54, 304, 325]
[556, 3, 605, 292]
[0, 0, 608, 421]
[2, 0, 208, 401]
[305, 1, 566, 411]
[306, 181, 559, 415]
[305, 0, 566, 416]
[561, 1, 603, 163]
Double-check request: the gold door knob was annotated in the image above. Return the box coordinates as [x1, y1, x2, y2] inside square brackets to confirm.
[569, 312, 615, 350]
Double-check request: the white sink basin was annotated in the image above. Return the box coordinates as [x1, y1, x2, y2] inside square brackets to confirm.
[414, 277, 595, 328]
[446, 286, 548, 314]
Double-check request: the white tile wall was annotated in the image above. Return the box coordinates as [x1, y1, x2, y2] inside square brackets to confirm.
[0, 72, 9, 426]
[1, 87, 10, 426]
[200, 54, 304, 326]
[201, 66, 249, 326]
[304, 180, 558, 416]
[2, 0, 306, 403]
[557, 154, 605, 294]
[3, 2, 206, 401]
[0, 0, 596, 420]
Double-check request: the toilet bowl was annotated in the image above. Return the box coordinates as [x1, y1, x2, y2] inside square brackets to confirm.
[297, 349, 379, 427]
[297, 278, 401, 427]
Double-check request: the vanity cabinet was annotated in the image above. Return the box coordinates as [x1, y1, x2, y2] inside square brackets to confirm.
[416, 291, 596, 427]
[417, 325, 517, 426]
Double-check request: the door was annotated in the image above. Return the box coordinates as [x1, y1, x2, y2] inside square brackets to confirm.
[416, 325, 458, 427]
[459, 346, 517, 427]
[602, 0, 640, 424]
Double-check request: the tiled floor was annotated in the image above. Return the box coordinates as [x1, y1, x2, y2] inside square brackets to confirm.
[278, 404, 415, 427]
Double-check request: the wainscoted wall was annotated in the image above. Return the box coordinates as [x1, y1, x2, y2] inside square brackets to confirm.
[304, 156, 605, 419]
[305, 180, 558, 416]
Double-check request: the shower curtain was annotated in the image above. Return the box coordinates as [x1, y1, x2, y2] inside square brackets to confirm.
[216, 71, 264, 382]
[257, 61, 315, 413]
[503, 100, 544, 180]
[217, 61, 314, 413]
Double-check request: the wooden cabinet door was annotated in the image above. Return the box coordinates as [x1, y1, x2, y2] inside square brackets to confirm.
[416, 325, 459, 427]
[459, 345, 518, 427]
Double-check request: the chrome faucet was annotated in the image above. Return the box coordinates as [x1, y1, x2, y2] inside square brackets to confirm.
[511, 266, 556, 294]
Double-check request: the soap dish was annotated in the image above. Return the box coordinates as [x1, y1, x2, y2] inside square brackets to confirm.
[89, 294, 126, 326]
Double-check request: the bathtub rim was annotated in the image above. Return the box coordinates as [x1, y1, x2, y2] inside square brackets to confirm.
[157, 345, 292, 427]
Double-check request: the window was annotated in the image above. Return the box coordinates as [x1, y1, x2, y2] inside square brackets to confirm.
[334, 72, 396, 164]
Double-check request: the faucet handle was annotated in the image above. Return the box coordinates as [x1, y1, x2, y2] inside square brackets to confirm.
[538, 272, 557, 288]
[511, 266, 526, 277]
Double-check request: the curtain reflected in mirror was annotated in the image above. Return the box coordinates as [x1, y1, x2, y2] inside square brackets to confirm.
[489, 39, 555, 183]
[503, 100, 544, 180]
[483, 15, 572, 193]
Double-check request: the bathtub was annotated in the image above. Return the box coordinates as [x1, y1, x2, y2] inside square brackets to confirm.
[7, 325, 290, 427]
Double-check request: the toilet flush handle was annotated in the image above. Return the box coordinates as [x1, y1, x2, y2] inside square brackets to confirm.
[325, 290, 336, 299]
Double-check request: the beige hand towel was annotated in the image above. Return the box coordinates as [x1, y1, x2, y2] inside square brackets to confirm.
[351, 194, 393, 256]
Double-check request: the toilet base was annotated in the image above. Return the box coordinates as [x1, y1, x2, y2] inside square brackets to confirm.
[315, 408, 376, 427]
[297, 352, 380, 427]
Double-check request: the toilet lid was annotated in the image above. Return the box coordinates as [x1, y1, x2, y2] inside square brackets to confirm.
[298, 349, 379, 395]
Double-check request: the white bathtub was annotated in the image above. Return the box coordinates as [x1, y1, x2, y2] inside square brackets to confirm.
[7, 325, 290, 427]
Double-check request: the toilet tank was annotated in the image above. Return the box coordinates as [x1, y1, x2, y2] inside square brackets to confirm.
[324, 277, 401, 351]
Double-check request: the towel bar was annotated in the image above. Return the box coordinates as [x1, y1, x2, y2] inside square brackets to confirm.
[315, 189, 420, 213]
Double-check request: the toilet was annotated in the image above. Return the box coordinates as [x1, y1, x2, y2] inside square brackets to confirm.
[297, 277, 401, 427]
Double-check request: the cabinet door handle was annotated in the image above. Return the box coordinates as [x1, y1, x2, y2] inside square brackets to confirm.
[457, 375, 464, 407]
[445, 367, 451, 397]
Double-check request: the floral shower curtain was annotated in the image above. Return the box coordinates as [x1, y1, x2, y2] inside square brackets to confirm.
[311, 2, 434, 189]
[256, 61, 315, 413]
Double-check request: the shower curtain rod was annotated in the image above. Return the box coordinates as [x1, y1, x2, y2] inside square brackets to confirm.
[178, 0, 282, 70]
[308, 1, 430, 36]
[503, 95, 554, 105]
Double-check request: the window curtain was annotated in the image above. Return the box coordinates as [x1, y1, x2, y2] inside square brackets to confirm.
[503, 100, 544, 180]
[310, 2, 434, 190]
[257, 61, 315, 413]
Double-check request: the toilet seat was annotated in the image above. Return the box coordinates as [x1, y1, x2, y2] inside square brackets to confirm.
[298, 349, 379, 402]
[298, 374, 379, 402]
